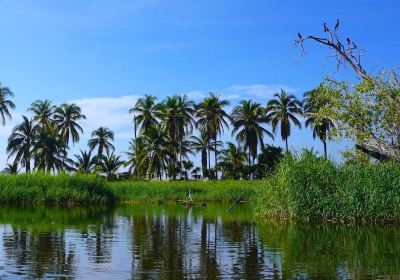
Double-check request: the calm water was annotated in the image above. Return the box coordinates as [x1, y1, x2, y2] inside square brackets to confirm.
[0, 204, 399, 279]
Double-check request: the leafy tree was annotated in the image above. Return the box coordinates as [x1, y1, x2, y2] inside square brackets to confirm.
[0, 83, 15, 125]
[7, 116, 36, 172]
[296, 21, 400, 160]
[88, 127, 115, 163]
[54, 103, 86, 146]
[231, 100, 273, 175]
[196, 93, 230, 179]
[266, 89, 302, 151]
[255, 145, 283, 178]
[303, 85, 336, 158]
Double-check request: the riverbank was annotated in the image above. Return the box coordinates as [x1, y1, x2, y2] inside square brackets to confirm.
[0, 173, 114, 204]
[108, 180, 259, 203]
[0, 173, 258, 205]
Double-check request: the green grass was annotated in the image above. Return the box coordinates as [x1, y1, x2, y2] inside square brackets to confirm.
[0, 173, 115, 204]
[254, 152, 400, 223]
[108, 180, 259, 203]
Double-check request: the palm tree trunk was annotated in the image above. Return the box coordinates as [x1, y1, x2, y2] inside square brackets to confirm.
[285, 138, 289, 152]
[98, 145, 103, 165]
[134, 116, 137, 140]
[201, 148, 207, 179]
[248, 147, 251, 180]
[179, 141, 183, 179]
[214, 136, 218, 180]
[208, 140, 211, 179]
[323, 141, 327, 158]
[26, 159, 30, 173]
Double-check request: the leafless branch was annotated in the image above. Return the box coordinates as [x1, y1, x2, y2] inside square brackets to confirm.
[295, 20, 370, 80]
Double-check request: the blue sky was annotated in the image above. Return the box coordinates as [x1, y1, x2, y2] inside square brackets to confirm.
[0, 0, 399, 167]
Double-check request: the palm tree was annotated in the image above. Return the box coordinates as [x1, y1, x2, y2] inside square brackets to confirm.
[28, 100, 55, 131]
[176, 95, 195, 169]
[2, 162, 19, 174]
[218, 142, 247, 179]
[7, 116, 36, 172]
[54, 103, 86, 146]
[124, 137, 148, 178]
[303, 86, 336, 158]
[0, 83, 16, 125]
[32, 124, 71, 173]
[191, 167, 201, 179]
[196, 93, 230, 179]
[182, 160, 194, 180]
[141, 128, 170, 179]
[129, 95, 159, 135]
[88, 127, 115, 163]
[98, 152, 124, 180]
[159, 95, 195, 179]
[231, 100, 274, 175]
[266, 89, 302, 151]
[73, 150, 97, 173]
[190, 132, 221, 179]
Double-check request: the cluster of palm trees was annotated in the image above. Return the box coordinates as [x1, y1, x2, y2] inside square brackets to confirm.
[0, 82, 335, 180]
[3, 96, 123, 178]
[126, 88, 335, 180]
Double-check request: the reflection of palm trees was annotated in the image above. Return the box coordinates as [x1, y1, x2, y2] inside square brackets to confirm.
[199, 217, 221, 279]
[86, 215, 115, 264]
[3, 229, 75, 278]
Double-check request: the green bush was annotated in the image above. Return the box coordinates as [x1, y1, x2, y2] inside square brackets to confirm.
[0, 173, 114, 204]
[254, 152, 400, 223]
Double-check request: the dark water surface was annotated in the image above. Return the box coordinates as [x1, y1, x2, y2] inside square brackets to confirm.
[0, 204, 399, 279]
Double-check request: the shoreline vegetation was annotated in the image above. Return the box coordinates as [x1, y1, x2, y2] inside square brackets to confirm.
[3, 152, 400, 224]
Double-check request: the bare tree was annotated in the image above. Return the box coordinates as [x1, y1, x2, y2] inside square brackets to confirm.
[295, 19, 370, 80]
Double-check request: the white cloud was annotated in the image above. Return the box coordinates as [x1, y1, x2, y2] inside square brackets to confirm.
[183, 84, 298, 103]
[70, 95, 139, 136]
[224, 84, 298, 99]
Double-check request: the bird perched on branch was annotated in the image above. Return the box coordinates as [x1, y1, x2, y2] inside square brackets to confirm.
[297, 32, 302, 40]
[335, 19, 340, 31]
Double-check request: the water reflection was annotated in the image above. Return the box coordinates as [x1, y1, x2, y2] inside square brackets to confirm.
[0, 204, 399, 279]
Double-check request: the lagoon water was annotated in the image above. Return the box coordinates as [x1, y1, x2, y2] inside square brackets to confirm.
[0, 204, 399, 279]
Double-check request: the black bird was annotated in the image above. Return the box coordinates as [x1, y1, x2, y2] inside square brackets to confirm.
[323, 23, 328, 32]
[335, 19, 340, 31]
[346, 37, 351, 45]
[297, 32, 302, 39]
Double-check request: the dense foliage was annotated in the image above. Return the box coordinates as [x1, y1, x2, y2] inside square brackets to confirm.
[0, 173, 114, 204]
[254, 152, 400, 222]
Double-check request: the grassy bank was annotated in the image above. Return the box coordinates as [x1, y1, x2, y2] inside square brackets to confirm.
[108, 180, 259, 203]
[0, 173, 114, 204]
[254, 152, 400, 223]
